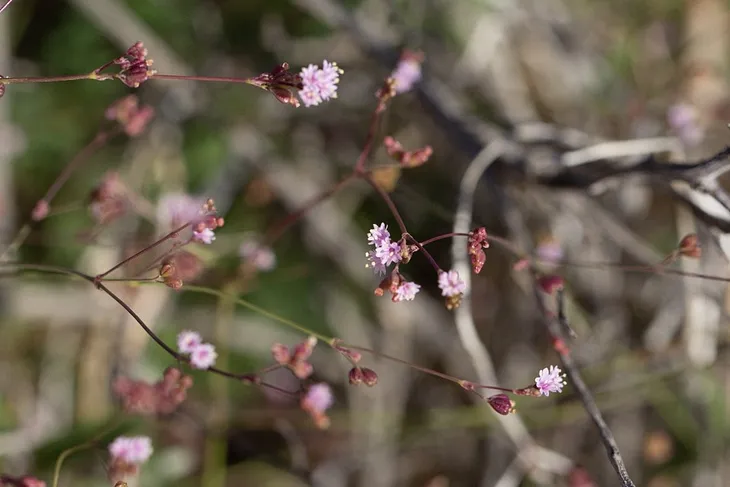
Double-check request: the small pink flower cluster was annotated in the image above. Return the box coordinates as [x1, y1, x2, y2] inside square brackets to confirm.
[108, 435, 153, 481]
[383, 136, 433, 168]
[156, 194, 223, 244]
[113, 366, 193, 415]
[271, 336, 317, 379]
[365, 223, 402, 276]
[239, 237, 276, 272]
[301, 383, 334, 429]
[390, 50, 423, 94]
[667, 102, 703, 147]
[105, 95, 155, 137]
[535, 365, 567, 396]
[298, 61, 343, 107]
[177, 331, 218, 369]
[0, 475, 46, 487]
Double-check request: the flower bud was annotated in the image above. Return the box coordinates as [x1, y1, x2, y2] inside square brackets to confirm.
[271, 343, 291, 365]
[487, 394, 515, 415]
[537, 275, 564, 294]
[678, 233, 701, 258]
[361, 367, 378, 387]
[348, 367, 364, 385]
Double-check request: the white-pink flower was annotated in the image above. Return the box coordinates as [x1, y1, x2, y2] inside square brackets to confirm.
[394, 281, 420, 301]
[438, 270, 466, 297]
[667, 102, 704, 147]
[391, 57, 422, 94]
[365, 251, 387, 275]
[109, 436, 153, 465]
[177, 330, 202, 354]
[190, 343, 218, 369]
[367, 223, 391, 247]
[157, 193, 204, 229]
[302, 383, 333, 414]
[193, 228, 215, 244]
[298, 60, 343, 107]
[535, 365, 567, 396]
[375, 240, 402, 267]
[239, 238, 276, 272]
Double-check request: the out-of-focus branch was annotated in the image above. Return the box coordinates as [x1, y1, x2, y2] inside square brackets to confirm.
[537, 286, 637, 487]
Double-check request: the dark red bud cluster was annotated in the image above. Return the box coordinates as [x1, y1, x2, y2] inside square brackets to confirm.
[115, 42, 156, 88]
[248, 63, 303, 107]
[468, 227, 490, 274]
[348, 367, 378, 386]
[383, 136, 433, 168]
[271, 336, 317, 379]
[112, 366, 193, 416]
[487, 394, 515, 415]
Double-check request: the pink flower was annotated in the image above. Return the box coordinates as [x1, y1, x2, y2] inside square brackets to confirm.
[109, 436, 153, 465]
[535, 365, 567, 396]
[157, 193, 204, 229]
[190, 343, 217, 369]
[438, 270, 466, 297]
[367, 223, 391, 247]
[365, 251, 387, 275]
[394, 281, 420, 301]
[193, 228, 215, 244]
[391, 52, 423, 94]
[298, 60, 343, 107]
[375, 240, 402, 266]
[177, 330, 202, 354]
[239, 238, 276, 272]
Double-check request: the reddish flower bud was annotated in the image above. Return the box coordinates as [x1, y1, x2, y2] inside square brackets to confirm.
[513, 258, 530, 271]
[678, 233, 701, 258]
[348, 367, 364, 385]
[271, 343, 291, 365]
[361, 367, 378, 387]
[568, 466, 597, 487]
[163, 278, 183, 290]
[470, 247, 486, 274]
[487, 394, 515, 415]
[31, 200, 50, 221]
[537, 275, 564, 294]
[0, 82, 5, 99]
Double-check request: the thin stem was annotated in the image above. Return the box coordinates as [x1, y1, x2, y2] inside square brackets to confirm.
[406, 234, 442, 273]
[96, 222, 191, 280]
[343, 344, 510, 392]
[182, 284, 333, 343]
[533, 274, 636, 487]
[151, 73, 255, 85]
[420, 232, 470, 247]
[265, 173, 358, 244]
[0, 0, 14, 15]
[52, 419, 121, 487]
[0, 73, 96, 84]
[363, 174, 408, 234]
[354, 107, 384, 173]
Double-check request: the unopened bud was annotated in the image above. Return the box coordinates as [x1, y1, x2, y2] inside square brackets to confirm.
[470, 247, 486, 274]
[348, 367, 364, 385]
[31, 200, 50, 221]
[361, 367, 378, 387]
[445, 294, 462, 310]
[678, 233, 701, 258]
[487, 394, 515, 415]
[271, 343, 291, 364]
[164, 278, 183, 290]
[537, 275, 564, 294]
[159, 263, 175, 278]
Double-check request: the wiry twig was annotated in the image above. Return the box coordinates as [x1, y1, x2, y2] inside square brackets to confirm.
[0, 0, 14, 15]
[535, 285, 636, 487]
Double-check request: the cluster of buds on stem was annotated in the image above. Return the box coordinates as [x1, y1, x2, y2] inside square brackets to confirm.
[113, 366, 193, 415]
[89, 172, 129, 224]
[191, 199, 224, 245]
[468, 227, 490, 274]
[348, 366, 378, 386]
[158, 251, 203, 290]
[383, 136, 433, 168]
[271, 336, 317, 379]
[105, 95, 155, 137]
[113, 42, 156, 88]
